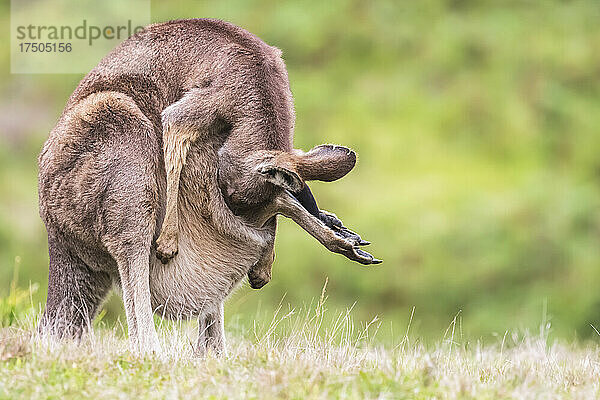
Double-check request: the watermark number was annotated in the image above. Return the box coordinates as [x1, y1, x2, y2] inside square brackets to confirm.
[19, 42, 72, 53]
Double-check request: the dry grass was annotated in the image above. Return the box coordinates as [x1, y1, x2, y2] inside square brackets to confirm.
[1, 294, 599, 400]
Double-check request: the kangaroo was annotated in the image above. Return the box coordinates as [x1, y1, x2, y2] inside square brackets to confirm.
[38, 18, 380, 355]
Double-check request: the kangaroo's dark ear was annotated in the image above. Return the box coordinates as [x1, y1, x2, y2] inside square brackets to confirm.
[295, 144, 356, 182]
[258, 164, 304, 192]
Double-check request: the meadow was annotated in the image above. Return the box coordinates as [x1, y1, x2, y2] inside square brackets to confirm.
[1, 283, 599, 399]
[1, 0, 600, 396]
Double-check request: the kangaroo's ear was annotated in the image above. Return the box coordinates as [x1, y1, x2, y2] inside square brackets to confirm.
[258, 164, 304, 192]
[295, 144, 357, 182]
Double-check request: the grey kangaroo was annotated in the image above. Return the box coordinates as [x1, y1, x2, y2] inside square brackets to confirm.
[38, 18, 380, 355]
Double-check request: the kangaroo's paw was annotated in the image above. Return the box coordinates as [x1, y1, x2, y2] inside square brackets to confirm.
[318, 210, 344, 229]
[248, 266, 271, 289]
[155, 232, 178, 264]
[248, 249, 274, 289]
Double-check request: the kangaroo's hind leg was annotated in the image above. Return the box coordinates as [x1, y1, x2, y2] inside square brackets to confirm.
[84, 91, 164, 354]
[196, 303, 226, 357]
[39, 232, 112, 339]
[111, 245, 160, 354]
[103, 153, 162, 354]
[103, 169, 162, 354]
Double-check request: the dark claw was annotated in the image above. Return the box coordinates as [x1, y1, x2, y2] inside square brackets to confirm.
[346, 247, 382, 266]
[353, 248, 373, 263]
[318, 210, 381, 265]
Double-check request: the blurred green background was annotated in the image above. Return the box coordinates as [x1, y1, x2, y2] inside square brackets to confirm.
[1, 0, 600, 343]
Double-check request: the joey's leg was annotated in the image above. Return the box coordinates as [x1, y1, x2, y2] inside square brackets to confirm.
[276, 191, 382, 265]
[197, 303, 226, 357]
[293, 184, 370, 246]
[155, 88, 225, 263]
[248, 216, 276, 289]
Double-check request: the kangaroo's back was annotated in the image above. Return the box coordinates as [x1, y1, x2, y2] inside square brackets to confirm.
[57, 19, 295, 151]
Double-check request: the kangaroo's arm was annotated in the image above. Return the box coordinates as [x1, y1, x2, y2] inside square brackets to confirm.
[247, 186, 316, 289]
[156, 87, 224, 263]
[247, 216, 277, 289]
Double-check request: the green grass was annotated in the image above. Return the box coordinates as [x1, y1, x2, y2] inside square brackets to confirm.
[1, 288, 599, 399]
[1, 317, 599, 399]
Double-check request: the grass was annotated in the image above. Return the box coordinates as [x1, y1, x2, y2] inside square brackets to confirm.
[0, 286, 599, 399]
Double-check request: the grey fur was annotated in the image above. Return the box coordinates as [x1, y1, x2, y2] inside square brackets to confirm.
[38, 18, 379, 355]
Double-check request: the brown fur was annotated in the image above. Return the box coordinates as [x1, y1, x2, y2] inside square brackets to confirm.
[38, 19, 379, 355]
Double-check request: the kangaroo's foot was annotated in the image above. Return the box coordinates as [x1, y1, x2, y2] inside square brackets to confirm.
[196, 305, 227, 357]
[40, 234, 112, 339]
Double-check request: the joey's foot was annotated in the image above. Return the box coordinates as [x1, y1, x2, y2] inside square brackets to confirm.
[319, 211, 369, 245]
[326, 235, 382, 265]
[155, 232, 178, 264]
[319, 211, 381, 265]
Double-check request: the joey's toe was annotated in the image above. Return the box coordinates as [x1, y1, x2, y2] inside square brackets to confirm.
[319, 211, 343, 229]
[347, 247, 382, 265]
[352, 247, 374, 264]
